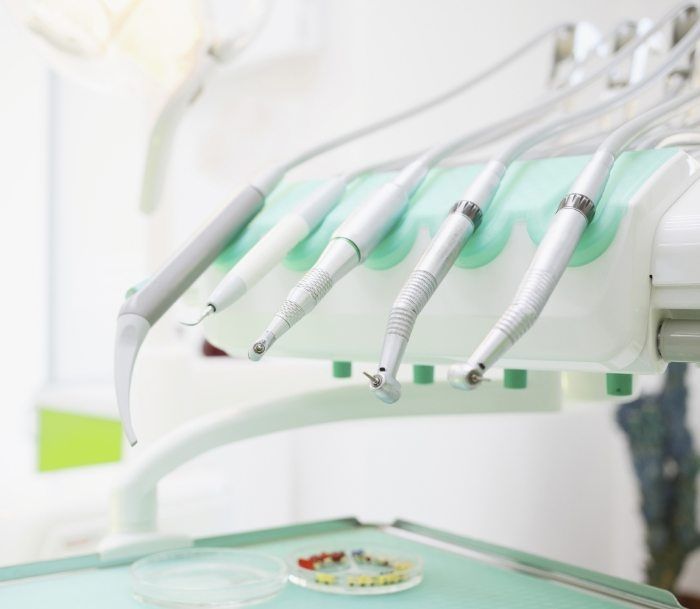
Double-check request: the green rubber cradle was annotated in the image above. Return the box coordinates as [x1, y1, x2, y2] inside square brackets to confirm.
[503, 369, 528, 389]
[606, 373, 634, 397]
[413, 365, 435, 384]
[215, 149, 677, 273]
[332, 361, 352, 378]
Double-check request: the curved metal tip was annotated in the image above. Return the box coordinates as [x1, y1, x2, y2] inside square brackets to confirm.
[181, 304, 215, 327]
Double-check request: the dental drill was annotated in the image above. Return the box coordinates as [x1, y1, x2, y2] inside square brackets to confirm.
[249, 5, 694, 362]
[448, 85, 700, 391]
[115, 22, 584, 445]
[368, 7, 700, 403]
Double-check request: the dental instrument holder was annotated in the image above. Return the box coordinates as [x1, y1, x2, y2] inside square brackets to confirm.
[202, 149, 700, 376]
[100, 146, 699, 555]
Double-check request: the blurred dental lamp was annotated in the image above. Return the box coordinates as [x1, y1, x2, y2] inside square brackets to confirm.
[5, 0, 272, 212]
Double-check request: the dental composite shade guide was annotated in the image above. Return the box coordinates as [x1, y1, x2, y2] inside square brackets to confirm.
[115, 22, 585, 445]
[367, 9, 700, 403]
[448, 86, 700, 391]
[248, 3, 693, 362]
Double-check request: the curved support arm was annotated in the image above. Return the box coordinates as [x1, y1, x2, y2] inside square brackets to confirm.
[99, 371, 561, 559]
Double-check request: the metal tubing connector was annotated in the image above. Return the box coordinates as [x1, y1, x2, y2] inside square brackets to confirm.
[451, 200, 483, 229]
[557, 192, 595, 223]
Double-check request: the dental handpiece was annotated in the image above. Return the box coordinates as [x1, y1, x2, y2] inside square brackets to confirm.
[368, 5, 700, 402]
[448, 85, 700, 391]
[115, 23, 586, 445]
[368, 161, 503, 403]
[248, 4, 697, 363]
[248, 157, 431, 360]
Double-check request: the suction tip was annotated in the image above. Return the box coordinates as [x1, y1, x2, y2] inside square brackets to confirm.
[181, 304, 215, 327]
[114, 313, 151, 446]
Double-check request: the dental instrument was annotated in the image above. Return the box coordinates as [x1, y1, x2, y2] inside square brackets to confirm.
[185, 156, 416, 326]
[368, 9, 700, 402]
[115, 22, 586, 445]
[448, 85, 700, 391]
[249, 4, 692, 364]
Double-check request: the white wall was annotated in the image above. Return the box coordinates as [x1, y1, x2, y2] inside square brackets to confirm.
[0, 6, 49, 484]
[1, 0, 698, 597]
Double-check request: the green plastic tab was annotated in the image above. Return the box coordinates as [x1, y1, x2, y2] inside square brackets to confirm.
[38, 409, 122, 472]
[606, 373, 633, 396]
[504, 369, 527, 389]
[215, 149, 678, 273]
[413, 364, 434, 384]
[332, 360, 352, 378]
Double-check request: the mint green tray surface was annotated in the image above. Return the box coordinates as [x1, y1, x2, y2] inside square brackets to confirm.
[0, 527, 659, 608]
[216, 149, 677, 273]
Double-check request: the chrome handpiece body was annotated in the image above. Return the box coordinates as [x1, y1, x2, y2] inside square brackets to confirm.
[374, 9, 700, 397]
[449, 86, 700, 391]
[249, 159, 430, 360]
[369, 160, 505, 402]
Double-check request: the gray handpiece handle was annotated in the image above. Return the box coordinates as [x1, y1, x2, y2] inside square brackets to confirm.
[120, 184, 266, 324]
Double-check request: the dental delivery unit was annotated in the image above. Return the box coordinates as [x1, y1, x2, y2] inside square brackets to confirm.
[7, 2, 700, 608]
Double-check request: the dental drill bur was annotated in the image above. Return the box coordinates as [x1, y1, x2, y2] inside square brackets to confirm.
[449, 85, 700, 391]
[370, 5, 700, 401]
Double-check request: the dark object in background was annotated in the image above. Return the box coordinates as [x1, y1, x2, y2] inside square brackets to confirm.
[616, 363, 700, 591]
[202, 340, 228, 357]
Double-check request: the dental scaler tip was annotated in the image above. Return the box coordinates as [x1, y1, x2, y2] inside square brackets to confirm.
[181, 304, 215, 327]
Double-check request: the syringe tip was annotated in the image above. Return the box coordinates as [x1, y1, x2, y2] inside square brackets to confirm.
[181, 304, 215, 327]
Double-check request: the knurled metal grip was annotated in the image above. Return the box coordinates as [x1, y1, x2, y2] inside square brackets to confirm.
[557, 192, 596, 224]
[297, 267, 333, 302]
[387, 270, 438, 340]
[451, 200, 483, 229]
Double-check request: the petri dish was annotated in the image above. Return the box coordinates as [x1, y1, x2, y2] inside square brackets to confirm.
[288, 545, 423, 595]
[131, 548, 288, 608]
